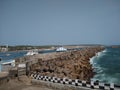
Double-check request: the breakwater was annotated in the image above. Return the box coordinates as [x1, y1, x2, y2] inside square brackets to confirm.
[29, 46, 104, 81]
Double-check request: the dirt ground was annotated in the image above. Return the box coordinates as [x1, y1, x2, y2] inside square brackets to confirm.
[0, 76, 53, 90]
[0, 75, 91, 90]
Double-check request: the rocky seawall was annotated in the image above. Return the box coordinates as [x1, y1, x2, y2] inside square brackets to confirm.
[30, 46, 105, 81]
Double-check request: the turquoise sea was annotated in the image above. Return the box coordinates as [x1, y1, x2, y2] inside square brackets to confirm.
[90, 47, 120, 85]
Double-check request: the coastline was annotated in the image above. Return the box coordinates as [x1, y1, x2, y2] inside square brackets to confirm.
[20, 46, 105, 81]
[89, 49, 106, 66]
[89, 49, 106, 79]
[0, 46, 106, 90]
[90, 47, 120, 85]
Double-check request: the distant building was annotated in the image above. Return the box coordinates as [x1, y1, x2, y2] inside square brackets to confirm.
[0, 45, 8, 52]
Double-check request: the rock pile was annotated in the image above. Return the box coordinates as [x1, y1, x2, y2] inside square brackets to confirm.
[30, 46, 104, 81]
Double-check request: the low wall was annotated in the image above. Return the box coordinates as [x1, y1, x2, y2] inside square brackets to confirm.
[0, 72, 9, 85]
[0, 76, 9, 85]
[1, 64, 13, 72]
[32, 79, 90, 90]
[31, 72, 120, 90]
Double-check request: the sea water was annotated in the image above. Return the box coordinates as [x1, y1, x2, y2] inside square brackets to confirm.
[0, 49, 55, 72]
[0, 51, 27, 72]
[90, 47, 120, 85]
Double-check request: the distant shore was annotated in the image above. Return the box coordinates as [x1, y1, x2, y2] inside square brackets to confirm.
[0, 44, 104, 52]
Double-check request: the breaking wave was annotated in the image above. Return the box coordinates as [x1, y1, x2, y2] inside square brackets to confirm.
[90, 47, 120, 85]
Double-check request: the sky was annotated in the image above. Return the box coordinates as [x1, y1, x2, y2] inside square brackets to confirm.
[0, 0, 120, 45]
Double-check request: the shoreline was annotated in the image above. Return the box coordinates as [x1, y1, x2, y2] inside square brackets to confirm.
[89, 49, 106, 79]
[90, 47, 120, 85]
[27, 46, 105, 81]
[0, 46, 106, 90]
[89, 49, 106, 65]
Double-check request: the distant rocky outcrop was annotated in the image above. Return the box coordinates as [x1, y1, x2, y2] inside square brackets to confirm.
[30, 46, 104, 81]
[111, 45, 120, 48]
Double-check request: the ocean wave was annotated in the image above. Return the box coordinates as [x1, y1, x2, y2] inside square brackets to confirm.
[91, 48, 120, 85]
[89, 56, 96, 64]
[102, 49, 107, 53]
[96, 51, 106, 58]
[92, 73, 119, 84]
[90, 50, 104, 65]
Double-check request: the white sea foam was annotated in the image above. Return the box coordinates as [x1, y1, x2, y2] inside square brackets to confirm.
[102, 49, 107, 53]
[90, 49, 107, 82]
[91, 48, 120, 85]
[90, 50, 103, 65]
[89, 56, 96, 64]
[96, 51, 105, 58]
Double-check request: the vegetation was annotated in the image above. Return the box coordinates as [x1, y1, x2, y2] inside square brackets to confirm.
[0, 44, 106, 52]
[0, 45, 54, 51]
